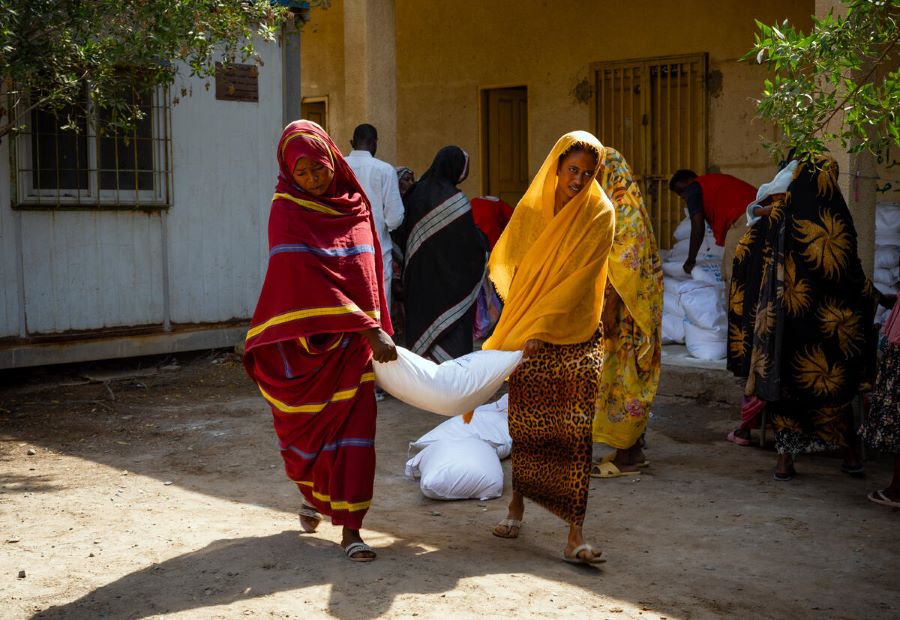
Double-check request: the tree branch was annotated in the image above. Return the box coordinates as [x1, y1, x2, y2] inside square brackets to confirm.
[813, 33, 899, 136]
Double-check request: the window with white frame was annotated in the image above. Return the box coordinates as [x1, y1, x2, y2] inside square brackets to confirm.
[13, 85, 172, 209]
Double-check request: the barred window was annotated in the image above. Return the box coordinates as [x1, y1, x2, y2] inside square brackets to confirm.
[14, 86, 172, 209]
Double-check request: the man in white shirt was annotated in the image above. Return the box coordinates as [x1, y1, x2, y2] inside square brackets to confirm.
[345, 124, 405, 310]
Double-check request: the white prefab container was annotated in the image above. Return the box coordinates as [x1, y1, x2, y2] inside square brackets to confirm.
[0, 35, 299, 369]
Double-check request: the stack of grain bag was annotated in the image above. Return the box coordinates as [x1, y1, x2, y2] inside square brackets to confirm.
[659, 214, 728, 360]
[404, 395, 512, 501]
[875, 202, 900, 324]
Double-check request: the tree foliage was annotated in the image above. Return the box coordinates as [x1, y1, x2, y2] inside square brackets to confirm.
[747, 0, 900, 160]
[0, 1, 293, 139]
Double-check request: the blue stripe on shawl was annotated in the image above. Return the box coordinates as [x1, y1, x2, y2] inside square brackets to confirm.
[283, 438, 375, 460]
[270, 243, 375, 258]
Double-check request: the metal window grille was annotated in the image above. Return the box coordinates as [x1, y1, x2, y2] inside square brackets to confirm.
[12, 86, 172, 209]
[591, 54, 708, 248]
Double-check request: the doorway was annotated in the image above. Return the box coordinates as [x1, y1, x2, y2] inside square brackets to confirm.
[591, 54, 708, 247]
[481, 87, 529, 206]
[301, 97, 328, 132]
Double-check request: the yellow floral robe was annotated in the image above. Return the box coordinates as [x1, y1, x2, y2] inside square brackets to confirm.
[592, 149, 664, 449]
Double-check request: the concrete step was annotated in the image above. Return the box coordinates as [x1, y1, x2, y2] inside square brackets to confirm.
[658, 345, 741, 407]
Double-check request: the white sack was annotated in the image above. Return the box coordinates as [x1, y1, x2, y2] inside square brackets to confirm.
[876, 230, 900, 248]
[684, 321, 727, 360]
[405, 438, 504, 501]
[374, 348, 522, 417]
[663, 288, 684, 318]
[662, 261, 690, 279]
[679, 281, 726, 330]
[875, 246, 900, 269]
[673, 218, 692, 241]
[669, 238, 691, 260]
[875, 266, 900, 286]
[691, 262, 724, 285]
[410, 394, 512, 459]
[661, 312, 686, 344]
[876, 203, 900, 234]
[669, 232, 722, 262]
[700, 245, 725, 261]
[875, 281, 898, 296]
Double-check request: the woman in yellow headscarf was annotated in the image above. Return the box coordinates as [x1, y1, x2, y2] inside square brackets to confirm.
[484, 131, 615, 564]
[591, 148, 664, 477]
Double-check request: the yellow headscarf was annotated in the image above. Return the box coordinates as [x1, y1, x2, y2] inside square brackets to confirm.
[483, 131, 616, 351]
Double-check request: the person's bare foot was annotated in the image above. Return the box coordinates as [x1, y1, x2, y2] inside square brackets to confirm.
[493, 490, 525, 538]
[604, 448, 641, 473]
[299, 504, 320, 533]
[880, 487, 900, 502]
[774, 454, 795, 481]
[341, 527, 376, 561]
[618, 441, 647, 468]
[563, 523, 603, 562]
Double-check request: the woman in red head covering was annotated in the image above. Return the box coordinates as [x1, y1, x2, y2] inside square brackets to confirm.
[244, 120, 396, 561]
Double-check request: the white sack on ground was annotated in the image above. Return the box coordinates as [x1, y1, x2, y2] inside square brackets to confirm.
[663, 283, 684, 318]
[374, 348, 522, 416]
[691, 262, 723, 285]
[875, 266, 900, 286]
[673, 217, 692, 241]
[410, 394, 512, 459]
[876, 203, 900, 233]
[684, 321, 727, 360]
[662, 261, 690, 279]
[664, 217, 723, 283]
[405, 438, 504, 501]
[661, 313, 686, 344]
[679, 281, 726, 330]
[875, 246, 900, 269]
[876, 230, 900, 248]
[669, 238, 691, 259]
[668, 235, 722, 263]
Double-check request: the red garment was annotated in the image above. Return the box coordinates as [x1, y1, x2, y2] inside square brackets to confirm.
[471, 196, 514, 249]
[243, 120, 391, 528]
[693, 174, 757, 245]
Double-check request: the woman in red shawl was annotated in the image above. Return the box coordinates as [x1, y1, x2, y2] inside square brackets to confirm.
[243, 120, 396, 562]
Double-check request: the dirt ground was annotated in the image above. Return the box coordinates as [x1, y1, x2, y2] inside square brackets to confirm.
[1, 351, 898, 620]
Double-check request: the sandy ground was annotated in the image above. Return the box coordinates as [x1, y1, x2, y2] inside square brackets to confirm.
[1, 351, 898, 620]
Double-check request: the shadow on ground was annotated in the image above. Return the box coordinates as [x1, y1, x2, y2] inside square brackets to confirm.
[2, 354, 899, 619]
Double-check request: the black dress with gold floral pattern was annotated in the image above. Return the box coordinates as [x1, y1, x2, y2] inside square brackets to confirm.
[728, 157, 878, 455]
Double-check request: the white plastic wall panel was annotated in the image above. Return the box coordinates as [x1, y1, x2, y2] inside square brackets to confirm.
[166, 41, 281, 324]
[19, 211, 165, 334]
[0, 139, 22, 337]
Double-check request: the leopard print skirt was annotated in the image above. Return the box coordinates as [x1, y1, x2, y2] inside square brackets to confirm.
[507, 330, 602, 526]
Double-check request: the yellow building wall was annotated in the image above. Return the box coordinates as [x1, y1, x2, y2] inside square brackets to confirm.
[393, 0, 813, 197]
[299, 1, 350, 153]
[302, 1, 814, 198]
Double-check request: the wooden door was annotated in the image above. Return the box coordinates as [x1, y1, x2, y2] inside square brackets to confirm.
[301, 98, 328, 132]
[592, 54, 707, 248]
[482, 87, 529, 206]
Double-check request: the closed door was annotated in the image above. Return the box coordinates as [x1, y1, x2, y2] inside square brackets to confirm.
[482, 87, 529, 206]
[592, 54, 707, 248]
[301, 98, 328, 131]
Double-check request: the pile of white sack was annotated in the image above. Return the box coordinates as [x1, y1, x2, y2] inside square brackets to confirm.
[875, 202, 900, 324]
[660, 215, 728, 360]
[405, 395, 511, 501]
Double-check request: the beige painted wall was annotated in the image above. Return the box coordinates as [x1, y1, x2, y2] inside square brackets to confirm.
[393, 0, 813, 197]
[302, 1, 814, 195]
[300, 2, 349, 152]
[301, 0, 399, 163]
